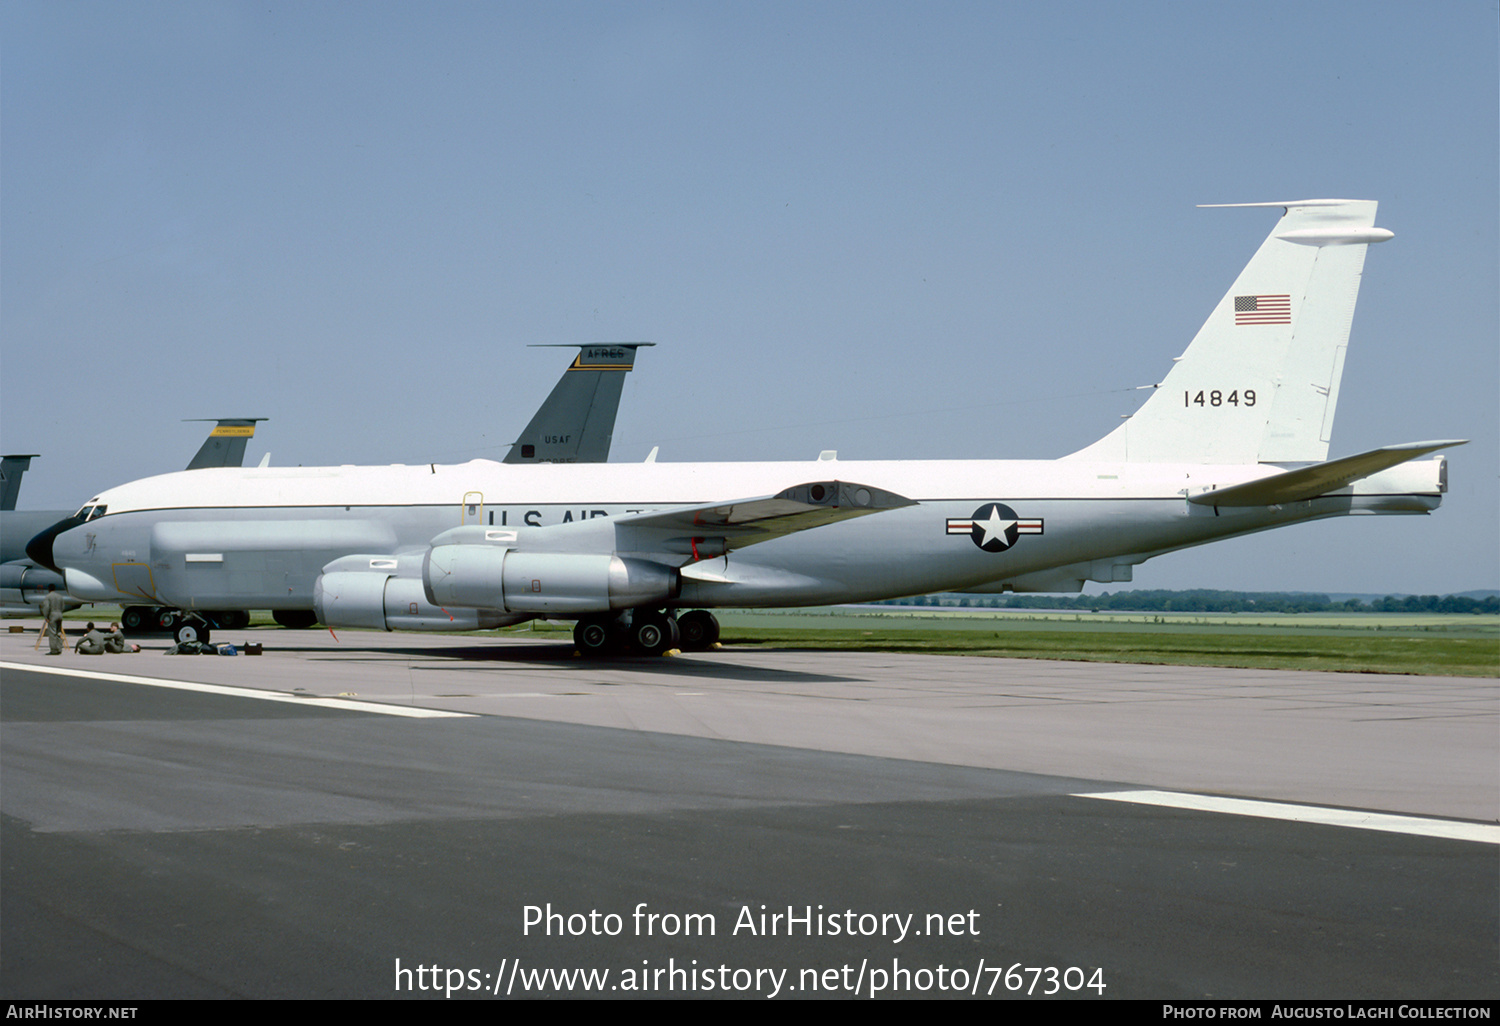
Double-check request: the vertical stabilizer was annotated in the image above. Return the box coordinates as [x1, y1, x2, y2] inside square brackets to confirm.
[183, 419, 266, 470]
[0, 455, 38, 511]
[1066, 200, 1391, 464]
[505, 343, 653, 463]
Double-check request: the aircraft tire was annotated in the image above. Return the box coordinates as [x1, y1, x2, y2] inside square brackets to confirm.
[272, 609, 318, 630]
[157, 609, 181, 632]
[629, 612, 680, 657]
[174, 621, 209, 647]
[212, 610, 251, 631]
[574, 616, 618, 657]
[676, 610, 720, 650]
[121, 606, 150, 633]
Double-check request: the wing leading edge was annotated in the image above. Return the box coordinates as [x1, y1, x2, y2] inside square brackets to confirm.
[613, 479, 916, 555]
[426, 479, 917, 563]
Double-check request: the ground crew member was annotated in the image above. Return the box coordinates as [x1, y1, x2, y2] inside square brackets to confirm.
[38, 585, 66, 655]
[75, 622, 105, 655]
[104, 623, 129, 653]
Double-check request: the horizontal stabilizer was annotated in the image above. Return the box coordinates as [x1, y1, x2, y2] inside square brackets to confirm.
[617, 480, 915, 556]
[1187, 440, 1466, 507]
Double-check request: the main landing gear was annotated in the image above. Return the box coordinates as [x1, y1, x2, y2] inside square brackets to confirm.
[572, 609, 720, 658]
[120, 605, 251, 642]
[674, 609, 721, 649]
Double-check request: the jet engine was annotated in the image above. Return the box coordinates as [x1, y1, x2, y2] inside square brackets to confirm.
[0, 562, 67, 608]
[314, 560, 528, 632]
[423, 546, 678, 615]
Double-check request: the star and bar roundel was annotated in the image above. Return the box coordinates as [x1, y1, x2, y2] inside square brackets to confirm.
[946, 503, 1044, 553]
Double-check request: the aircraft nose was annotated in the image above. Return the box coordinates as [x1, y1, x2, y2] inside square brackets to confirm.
[26, 513, 86, 574]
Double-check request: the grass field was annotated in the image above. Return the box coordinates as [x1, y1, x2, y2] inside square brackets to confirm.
[30, 603, 1499, 677]
[705, 607, 1500, 676]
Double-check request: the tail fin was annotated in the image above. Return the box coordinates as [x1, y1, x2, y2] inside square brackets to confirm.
[1067, 200, 1392, 464]
[0, 454, 38, 511]
[183, 418, 266, 470]
[504, 343, 653, 464]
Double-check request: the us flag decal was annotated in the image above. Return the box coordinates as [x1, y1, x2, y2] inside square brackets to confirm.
[1234, 294, 1291, 325]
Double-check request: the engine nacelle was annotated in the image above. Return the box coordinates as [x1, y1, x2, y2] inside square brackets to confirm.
[0, 562, 67, 607]
[423, 546, 678, 615]
[314, 570, 527, 632]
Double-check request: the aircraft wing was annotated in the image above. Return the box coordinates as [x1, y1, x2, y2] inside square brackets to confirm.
[410, 479, 916, 620]
[613, 479, 916, 557]
[1187, 440, 1466, 507]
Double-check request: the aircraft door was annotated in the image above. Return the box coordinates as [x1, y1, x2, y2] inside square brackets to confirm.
[112, 563, 156, 602]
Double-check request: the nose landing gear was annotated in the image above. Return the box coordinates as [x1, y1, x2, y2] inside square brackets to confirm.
[173, 614, 211, 647]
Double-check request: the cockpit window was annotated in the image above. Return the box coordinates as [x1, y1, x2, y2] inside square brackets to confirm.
[74, 504, 107, 521]
[88, 505, 107, 520]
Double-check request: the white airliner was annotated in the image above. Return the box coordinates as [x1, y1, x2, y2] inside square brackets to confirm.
[28, 200, 1463, 655]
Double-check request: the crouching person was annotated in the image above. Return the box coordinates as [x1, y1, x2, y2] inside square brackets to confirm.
[104, 623, 132, 653]
[74, 622, 106, 655]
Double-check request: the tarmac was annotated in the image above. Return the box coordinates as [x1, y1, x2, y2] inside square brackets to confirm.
[1, 624, 1496, 999]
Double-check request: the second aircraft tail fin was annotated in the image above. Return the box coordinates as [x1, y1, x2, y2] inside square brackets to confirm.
[0, 454, 38, 511]
[505, 343, 653, 464]
[1067, 200, 1392, 465]
[183, 419, 266, 471]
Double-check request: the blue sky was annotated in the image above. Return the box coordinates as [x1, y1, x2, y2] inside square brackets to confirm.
[3, 1, 1495, 594]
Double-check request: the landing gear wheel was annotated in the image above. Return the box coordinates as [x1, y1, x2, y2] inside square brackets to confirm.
[157, 610, 181, 632]
[121, 606, 149, 633]
[628, 612, 680, 657]
[209, 610, 250, 631]
[574, 616, 619, 658]
[174, 621, 210, 647]
[676, 610, 720, 650]
[273, 609, 318, 629]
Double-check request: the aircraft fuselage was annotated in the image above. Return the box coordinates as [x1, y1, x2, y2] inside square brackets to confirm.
[39, 456, 1443, 613]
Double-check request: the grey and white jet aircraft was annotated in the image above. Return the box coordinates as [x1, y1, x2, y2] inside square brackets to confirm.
[28, 200, 1463, 655]
[1, 420, 265, 617]
[248, 341, 652, 632]
[17, 344, 651, 639]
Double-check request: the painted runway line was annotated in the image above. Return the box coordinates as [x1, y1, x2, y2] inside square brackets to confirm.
[0, 661, 474, 719]
[1075, 789, 1500, 844]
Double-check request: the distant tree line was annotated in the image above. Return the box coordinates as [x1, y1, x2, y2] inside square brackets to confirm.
[883, 589, 1499, 615]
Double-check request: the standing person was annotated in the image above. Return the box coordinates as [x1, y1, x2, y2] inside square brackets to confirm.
[38, 585, 66, 655]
